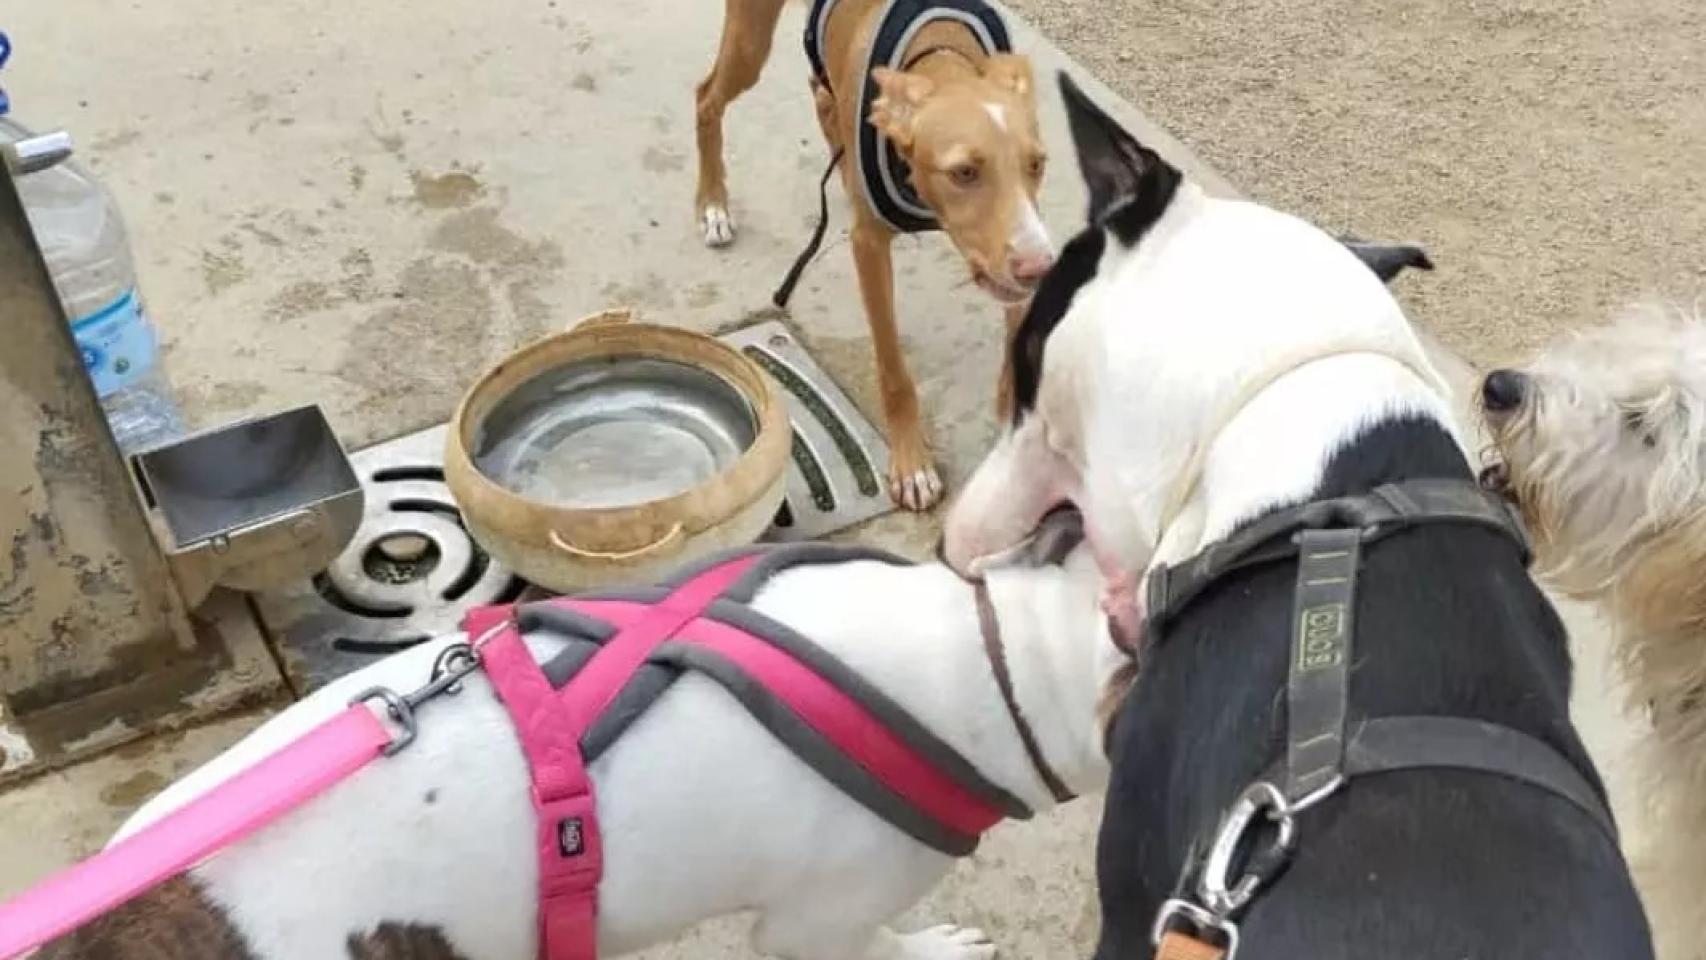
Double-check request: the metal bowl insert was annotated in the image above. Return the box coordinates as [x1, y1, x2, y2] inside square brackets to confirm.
[471, 355, 757, 511]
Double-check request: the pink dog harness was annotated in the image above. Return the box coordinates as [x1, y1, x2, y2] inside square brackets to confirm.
[0, 545, 1037, 959]
[467, 544, 1034, 959]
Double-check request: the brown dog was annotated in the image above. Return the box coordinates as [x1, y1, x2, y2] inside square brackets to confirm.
[694, 0, 1055, 510]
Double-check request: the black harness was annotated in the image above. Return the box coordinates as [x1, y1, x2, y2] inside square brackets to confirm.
[1142, 479, 1618, 959]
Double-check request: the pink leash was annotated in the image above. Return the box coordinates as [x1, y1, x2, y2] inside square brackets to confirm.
[0, 705, 395, 958]
[467, 554, 760, 960]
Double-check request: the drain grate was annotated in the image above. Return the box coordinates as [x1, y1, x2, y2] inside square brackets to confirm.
[258, 320, 892, 690]
[254, 426, 529, 690]
[723, 321, 891, 541]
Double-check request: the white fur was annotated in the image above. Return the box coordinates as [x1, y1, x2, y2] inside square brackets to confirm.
[982, 102, 1007, 132]
[1008, 192, 1053, 265]
[1482, 303, 1706, 960]
[115, 550, 1115, 960]
[946, 181, 1454, 608]
[701, 204, 736, 247]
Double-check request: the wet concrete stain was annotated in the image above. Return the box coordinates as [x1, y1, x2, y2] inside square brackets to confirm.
[641, 145, 685, 173]
[200, 248, 249, 295]
[350, 163, 369, 192]
[686, 281, 722, 308]
[240, 222, 286, 249]
[187, 379, 269, 415]
[334, 258, 496, 444]
[600, 272, 675, 310]
[266, 280, 340, 323]
[571, 72, 598, 92]
[91, 129, 141, 153]
[427, 206, 565, 337]
[410, 169, 486, 209]
[155, 191, 175, 205]
[98, 768, 167, 808]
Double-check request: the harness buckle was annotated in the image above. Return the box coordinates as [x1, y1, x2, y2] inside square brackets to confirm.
[1152, 898, 1240, 960]
[1198, 781, 1297, 917]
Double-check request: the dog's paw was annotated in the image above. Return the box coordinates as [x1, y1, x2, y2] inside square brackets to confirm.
[895, 925, 996, 960]
[701, 204, 736, 247]
[887, 445, 944, 512]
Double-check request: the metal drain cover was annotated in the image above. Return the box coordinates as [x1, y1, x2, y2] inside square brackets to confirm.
[253, 425, 528, 690]
[258, 320, 892, 690]
[724, 321, 892, 541]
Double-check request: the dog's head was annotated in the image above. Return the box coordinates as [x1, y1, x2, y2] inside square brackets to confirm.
[1480, 304, 1706, 610]
[869, 55, 1053, 304]
[943, 72, 1437, 601]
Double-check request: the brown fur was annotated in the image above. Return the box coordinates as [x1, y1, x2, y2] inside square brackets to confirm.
[37, 876, 257, 960]
[346, 923, 472, 960]
[694, 0, 1050, 511]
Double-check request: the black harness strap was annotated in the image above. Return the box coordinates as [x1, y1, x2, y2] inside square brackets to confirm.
[1145, 479, 1530, 643]
[1283, 528, 1360, 802]
[1149, 478, 1615, 959]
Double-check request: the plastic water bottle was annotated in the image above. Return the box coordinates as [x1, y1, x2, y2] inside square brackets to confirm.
[0, 34, 184, 453]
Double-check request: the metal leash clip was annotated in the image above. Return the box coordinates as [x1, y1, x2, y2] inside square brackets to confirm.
[1152, 777, 1337, 960]
[350, 643, 482, 756]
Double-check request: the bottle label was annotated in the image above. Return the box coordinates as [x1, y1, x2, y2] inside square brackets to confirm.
[71, 288, 157, 397]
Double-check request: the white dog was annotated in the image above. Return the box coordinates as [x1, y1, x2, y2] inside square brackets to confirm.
[939, 73, 1649, 960]
[39, 533, 1120, 960]
[1480, 303, 1706, 960]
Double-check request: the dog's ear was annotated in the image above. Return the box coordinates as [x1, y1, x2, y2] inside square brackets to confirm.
[1057, 71, 1165, 223]
[981, 54, 1034, 98]
[1339, 236, 1435, 284]
[870, 67, 935, 150]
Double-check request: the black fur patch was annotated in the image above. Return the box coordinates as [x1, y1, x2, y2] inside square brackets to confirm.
[1009, 226, 1104, 420]
[1006, 74, 1183, 421]
[1092, 417, 1651, 960]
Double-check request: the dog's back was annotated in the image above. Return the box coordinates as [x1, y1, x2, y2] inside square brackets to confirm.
[1094, 418, 1651, 960]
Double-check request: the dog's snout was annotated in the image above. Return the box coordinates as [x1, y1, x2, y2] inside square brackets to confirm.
[1008, 251, 1054, 285]
[1482, 369, 1529, 412]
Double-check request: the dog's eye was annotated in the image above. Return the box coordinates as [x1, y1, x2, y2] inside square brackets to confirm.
[948, 164, 981, 187]
[1026, 156, 1046, 180]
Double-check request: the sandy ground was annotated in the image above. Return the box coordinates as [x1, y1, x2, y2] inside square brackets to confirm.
[1004, 0, 1706, 364]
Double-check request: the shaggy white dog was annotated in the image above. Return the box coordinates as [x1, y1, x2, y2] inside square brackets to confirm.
[1480, 303, 1706, 960]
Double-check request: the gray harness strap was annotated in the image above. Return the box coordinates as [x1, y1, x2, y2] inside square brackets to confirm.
[518, 542, 1033, 858]
[1149, 478, 1614, 958]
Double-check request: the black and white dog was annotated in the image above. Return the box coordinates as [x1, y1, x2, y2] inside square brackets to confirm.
[944, 74, 1653, 959]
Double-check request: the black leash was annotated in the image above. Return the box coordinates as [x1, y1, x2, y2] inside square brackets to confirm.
[772, 147, 845, 309]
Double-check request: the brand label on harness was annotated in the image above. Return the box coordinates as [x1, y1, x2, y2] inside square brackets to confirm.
[1296, 603, 1347, 672]
[558, 817, 585, 857]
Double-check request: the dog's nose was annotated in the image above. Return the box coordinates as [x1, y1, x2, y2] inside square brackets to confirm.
[1008, 251, 1054, 285]
[1482, 369, 1529, 412]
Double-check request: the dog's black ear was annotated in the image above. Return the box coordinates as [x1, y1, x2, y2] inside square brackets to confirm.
[1339, 236, 1435, 284]
[1057, 72, 1180, 238]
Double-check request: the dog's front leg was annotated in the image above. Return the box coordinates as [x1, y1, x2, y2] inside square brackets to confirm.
[851, 220, 942, 511]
